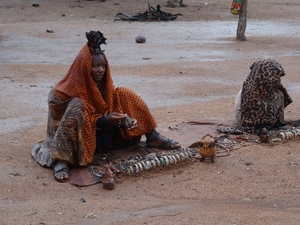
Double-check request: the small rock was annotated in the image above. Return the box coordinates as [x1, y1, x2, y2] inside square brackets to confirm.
[46, 29, 54, 33]
[271, 138, 281, 142]
[135, 35, 146, 43]
[271, 203, 277, 208]
[32, 3, 40, 7]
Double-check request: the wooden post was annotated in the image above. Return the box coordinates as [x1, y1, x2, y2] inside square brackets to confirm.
[236, 0, 247, 41]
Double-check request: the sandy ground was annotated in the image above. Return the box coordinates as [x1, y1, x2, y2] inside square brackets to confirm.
[1, 0, 300, 224]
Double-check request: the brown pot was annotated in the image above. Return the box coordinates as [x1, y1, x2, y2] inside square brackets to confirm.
[199, 134, 217, 163]
[102, 169, 115, 190]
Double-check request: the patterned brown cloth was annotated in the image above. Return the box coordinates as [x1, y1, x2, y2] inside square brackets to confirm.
[31, 44, 157, 167]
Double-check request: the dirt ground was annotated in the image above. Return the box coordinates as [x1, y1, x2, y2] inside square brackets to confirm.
[1, 0, 300, 224]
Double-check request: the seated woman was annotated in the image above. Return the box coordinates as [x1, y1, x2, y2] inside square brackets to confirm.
[234, 58, 293, 133]
[31, 30, 181, 182]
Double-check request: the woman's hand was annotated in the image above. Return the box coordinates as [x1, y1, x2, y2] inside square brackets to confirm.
[106, 112, 125, 126]
[106, 112, 138, 130]
[127, 118, 138, 131]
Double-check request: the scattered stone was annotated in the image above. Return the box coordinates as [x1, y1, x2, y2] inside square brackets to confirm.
[135, 35, 146, 43]
[289, 162, 297, 167]
[32, 3, 40, 7]
[61, 14, 65, 17]
[8, 172, 20, 178]
[271, 203, 277, 208]
[271, 138, 281, 142]
[46, 29, 54, 33]
[165, 1, 176, 8]
[165, 0, 186, 8]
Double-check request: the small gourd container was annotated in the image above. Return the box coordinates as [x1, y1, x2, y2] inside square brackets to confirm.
[199, 134, 217, 163]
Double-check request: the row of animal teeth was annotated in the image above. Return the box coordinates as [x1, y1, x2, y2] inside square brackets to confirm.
[279, 129, 300, 140]
[126, 151, 190, 174]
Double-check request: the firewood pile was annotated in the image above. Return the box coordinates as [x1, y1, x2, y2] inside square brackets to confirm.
[115, 3, 182, 21]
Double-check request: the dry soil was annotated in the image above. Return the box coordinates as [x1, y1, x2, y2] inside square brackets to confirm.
[1, 0, 300, 224]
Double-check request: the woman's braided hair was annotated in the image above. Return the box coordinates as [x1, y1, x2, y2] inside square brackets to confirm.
[86, 30, 107, 55]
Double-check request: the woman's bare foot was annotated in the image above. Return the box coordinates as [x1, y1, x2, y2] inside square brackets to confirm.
[53, 161, 69, 182]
